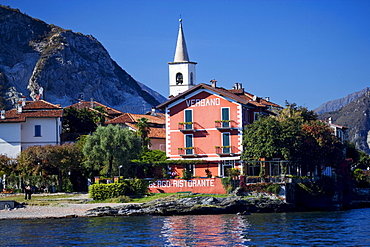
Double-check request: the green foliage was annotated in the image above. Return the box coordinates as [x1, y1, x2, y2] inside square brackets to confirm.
[242, 116, 282, 160]
[83, 125, 142, 177]
[266, 183, 281, 195]
[92, 106, 107, 125]
[133, 149, 167, 164]
[182, 169, 193, 180]
[227, 168, 240, 178]
[245, 183, 281, 195]
[62, 107, 97, 133]
[17, 144, 85, 191]
[242, 103, 344, 176]
[205, 169, 212, 178]
[117, 195, 131, 203]
[353, 168, 366, 182]
[137, 117, 151, 149]
[90, 183, 126, 201]
[297, 177, 336, 197]
[221, 177, 233, 193]
[89, 179, 149, 200]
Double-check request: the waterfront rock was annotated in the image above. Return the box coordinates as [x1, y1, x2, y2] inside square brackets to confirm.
[85, 195, 295, 217]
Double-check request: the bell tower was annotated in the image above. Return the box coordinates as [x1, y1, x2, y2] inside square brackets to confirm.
[168, 19, 197, 97]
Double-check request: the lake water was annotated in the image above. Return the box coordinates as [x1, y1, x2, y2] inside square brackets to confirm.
[2, 208, 370, 246]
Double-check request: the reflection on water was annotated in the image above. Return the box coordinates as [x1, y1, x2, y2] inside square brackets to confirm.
[2, 208, 370, 246]
[161, 214, 251, 246]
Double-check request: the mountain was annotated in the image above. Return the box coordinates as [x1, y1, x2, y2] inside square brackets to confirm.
[314, 87, 370, 114]
[0, 5, 165, 113]
[319, 91, 370, 154]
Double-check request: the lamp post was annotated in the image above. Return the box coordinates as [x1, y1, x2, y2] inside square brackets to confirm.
[118, 165, 123, 177]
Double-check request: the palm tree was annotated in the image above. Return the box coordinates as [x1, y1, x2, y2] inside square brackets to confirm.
[137, 117, 151, 149]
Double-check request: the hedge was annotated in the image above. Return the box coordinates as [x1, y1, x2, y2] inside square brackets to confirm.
[89, 179, 149, 200]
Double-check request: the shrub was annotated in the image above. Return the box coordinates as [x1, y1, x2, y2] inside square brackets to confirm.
[266, 183, 281, 195]
[89, 179, 149, 200]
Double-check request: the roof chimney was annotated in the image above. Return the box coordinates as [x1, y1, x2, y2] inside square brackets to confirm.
[265, 97, 270, 102]
[151, 107, 156, 116]
[328, 117, 332, 124]
[18, 101, 23, 113]
[210, 79, 217, 88]
[90, 98, 94, 108]
[1, 110, 5, 119]
[21, 96, 26, 106]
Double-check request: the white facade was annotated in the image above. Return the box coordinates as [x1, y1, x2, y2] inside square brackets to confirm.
[0, 123, 21, 158]
[169, 62, 196, 96]
[0, 118, 61, 158]
[20, 118, 62, 152]
[0, 100, 63, 158]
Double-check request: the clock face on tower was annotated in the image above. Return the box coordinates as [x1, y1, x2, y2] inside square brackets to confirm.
[176, 73, 183, 85]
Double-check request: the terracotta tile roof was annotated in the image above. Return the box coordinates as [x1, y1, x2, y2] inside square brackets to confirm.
[22, 100, 62, 110]
[66, 100, 123, 116]
[149, 127, 166, 138]
[0, 100, 63, 123]
[157, 83, 282, 111]
[106, 113, 165, 125]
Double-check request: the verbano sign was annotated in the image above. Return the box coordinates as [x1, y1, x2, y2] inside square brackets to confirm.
[186, 98, 221, 107]
[148, 178, 227, 194]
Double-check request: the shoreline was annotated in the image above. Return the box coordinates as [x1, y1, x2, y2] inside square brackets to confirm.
[0, 203, 130, 220]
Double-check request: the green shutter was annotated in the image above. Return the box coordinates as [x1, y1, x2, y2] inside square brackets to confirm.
[185, 135, 193, 154]
[222, 108, 230, 127]
[222, 133, 230, 153]
[185, 110, 193, 129]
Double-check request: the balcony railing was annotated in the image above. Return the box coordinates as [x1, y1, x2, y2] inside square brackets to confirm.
[215, 146, 238, 156]
[215, 120, 237, 130]
[178, 122, 197, 132]
[178, 147, 198, 157]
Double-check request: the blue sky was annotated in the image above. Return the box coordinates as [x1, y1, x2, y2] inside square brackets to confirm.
[2, 0, 370, 110]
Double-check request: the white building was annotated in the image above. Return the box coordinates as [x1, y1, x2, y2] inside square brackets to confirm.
[168, 19, 197, 97]
[0, 99, 63, 158]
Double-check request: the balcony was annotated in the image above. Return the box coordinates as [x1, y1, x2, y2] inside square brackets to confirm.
[215, 146, 238, 156]
[178, 147, 198, 157]
[178, 122, 197, 132]
[215, 120, 237, 130]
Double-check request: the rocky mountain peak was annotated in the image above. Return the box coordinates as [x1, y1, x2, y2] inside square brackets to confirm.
[0, 5, 166, 113]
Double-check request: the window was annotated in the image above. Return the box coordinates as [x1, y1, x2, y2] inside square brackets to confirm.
[185, 134, 193, 155]
[220, 160, 234, 177]
[190, 72, 194, 85]
[254, 112, 260, 121]
[222, 132, 230, 153]
[35, 125, 41, 137]
[221, 107, 230, 127]
[184, 109, 193, 130]
[176, 73, 183, 85]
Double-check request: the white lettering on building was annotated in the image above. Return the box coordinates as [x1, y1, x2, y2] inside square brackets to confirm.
[149, 179, 215, 188]
[186, 98, 220, 107]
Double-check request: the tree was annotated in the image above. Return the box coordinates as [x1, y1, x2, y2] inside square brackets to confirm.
[83, 125, 142, 177]
[301, 120, 344, 175]
[92, 105, 107, 125]
[131, 149, 167, 178]
[136, 117, 151, 149]
[17, 144, 84, 191]
[242, 116, 282, 160]
[242, 103, 345, 177]
[62, 107, 97, 133]
[0, 154, 12, 176]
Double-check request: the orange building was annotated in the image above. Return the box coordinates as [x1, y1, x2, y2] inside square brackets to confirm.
[157, 20, 282, 178]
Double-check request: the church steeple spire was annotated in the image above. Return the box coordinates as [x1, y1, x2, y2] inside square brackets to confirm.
[168, 19, 197, 96]
[174, 19, 189, 62]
